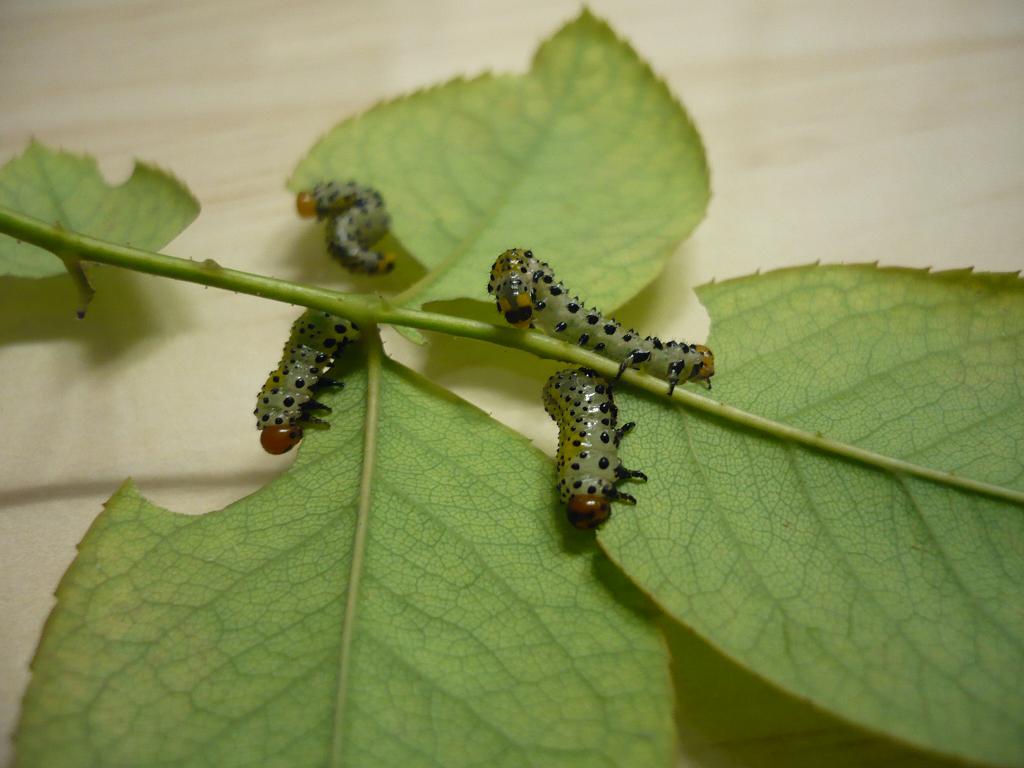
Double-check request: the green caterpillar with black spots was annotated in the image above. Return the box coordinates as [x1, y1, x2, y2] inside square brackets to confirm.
[254, 309, 360, 454]
[544, 367, 647, 530]
[296, 180, 394, 274]
[254, 180, 392, 454]
[488, 248, 715, 393]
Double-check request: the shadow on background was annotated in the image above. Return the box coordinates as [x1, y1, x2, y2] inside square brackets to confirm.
[0, 468, 281, 511]
[0, 266, 190, 364]
[0, 217, 432, 365]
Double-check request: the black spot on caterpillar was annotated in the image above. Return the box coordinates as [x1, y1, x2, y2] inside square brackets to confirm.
[254, 309, 360, 454]
[296, 181, 394, 274]
[544, 368, 647, 530]
[488, 248, 715, 394]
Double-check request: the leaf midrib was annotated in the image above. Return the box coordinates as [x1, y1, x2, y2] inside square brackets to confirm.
[329, 326, 383, 765]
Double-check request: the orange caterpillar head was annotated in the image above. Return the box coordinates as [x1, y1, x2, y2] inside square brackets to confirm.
[488, 248, 535, 328]
[295, 183, 362, 219]
[295, 191, 318, 219]
[692, 344, 715, 386]
[566, 494, 612, 530]
[260, 424, 303, 455]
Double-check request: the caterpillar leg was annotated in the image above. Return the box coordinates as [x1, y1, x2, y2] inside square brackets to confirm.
[317, 377, 345, 389]
[666, 361, 684, 395]
[614, 421, 636, 446]
[301, 399, 332, 413]
[614, 490, 638, 505]
[667, 354, 714, 394]
[616, 465, 648, 482]
[616, 349, 652, 379]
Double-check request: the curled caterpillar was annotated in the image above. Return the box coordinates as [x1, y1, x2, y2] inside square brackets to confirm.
[544, 368, 647, 530]
[254, 309, 360, 454]
[488, 248, 715, 394]
[295, 181, 394, 274]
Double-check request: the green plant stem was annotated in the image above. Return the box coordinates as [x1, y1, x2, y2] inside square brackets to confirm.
[2, 205, 1022, 507]
[0, 207, 381, 322]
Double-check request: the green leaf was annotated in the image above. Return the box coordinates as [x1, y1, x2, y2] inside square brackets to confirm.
[15, 333, 673, 768]
[0, 140, 199, 278]
[290, 10, 708, 312]
[600, 265, 1024, 767]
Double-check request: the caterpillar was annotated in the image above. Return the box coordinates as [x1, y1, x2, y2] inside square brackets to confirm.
[488, 248, 715, 394]
[254, 309, 360, 454]
[295, 181, 394, 274]
[544, 368, 647, 530]
[254, 181, 382, 453]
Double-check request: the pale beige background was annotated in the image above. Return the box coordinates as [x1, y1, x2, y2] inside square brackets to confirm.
[1, 0, 1022, 764]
